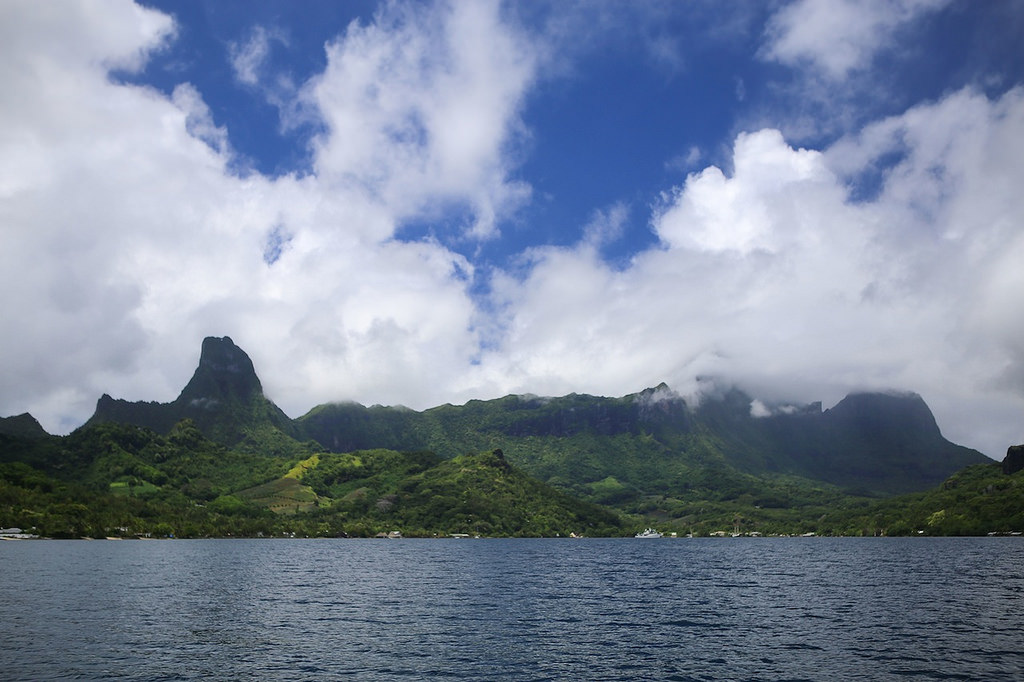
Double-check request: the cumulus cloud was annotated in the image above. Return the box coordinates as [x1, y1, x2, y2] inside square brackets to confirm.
[1, 0, 1021, 463]
[475, 88, 1024, 458]
[654, 129, 842, 254]
[0, 0, 533, 431]
[306, 0, 535, 238]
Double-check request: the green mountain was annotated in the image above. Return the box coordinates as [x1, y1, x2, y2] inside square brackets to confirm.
[0, 336, 1005, 538]
[0, 416, 628, 537]
[0, 413, 49, 440]
[233, 448, 625, 537]
[693, 389, 986, 494]
[816, 454, 1024, 537]
[295, 384, 987, 498]
[87, 336, 298, 448]
[0, 419, 290, 538]
[75, 338, 988, 501]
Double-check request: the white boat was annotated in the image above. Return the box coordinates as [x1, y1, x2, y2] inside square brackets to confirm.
[634, 528, 662, 538]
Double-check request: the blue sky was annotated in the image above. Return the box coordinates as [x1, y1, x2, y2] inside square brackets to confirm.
[2, 0, 1023, 458]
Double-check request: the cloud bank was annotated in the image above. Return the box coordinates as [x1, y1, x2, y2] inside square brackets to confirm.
[1, 0, 1021, 460]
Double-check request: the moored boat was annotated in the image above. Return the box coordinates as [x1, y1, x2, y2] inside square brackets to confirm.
[634, 528, 662, 538]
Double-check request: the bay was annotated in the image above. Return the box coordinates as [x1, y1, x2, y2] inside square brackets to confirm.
[2, 537, 1022, 681]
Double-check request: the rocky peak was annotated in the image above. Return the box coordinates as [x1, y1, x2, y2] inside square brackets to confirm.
[177, 336, 263, 406]
[1003, 444, 1024, 475]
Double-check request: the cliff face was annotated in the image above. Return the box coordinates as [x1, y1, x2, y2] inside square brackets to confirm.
[177, 336, 264, 407]
[1003, 445, 1024, 475]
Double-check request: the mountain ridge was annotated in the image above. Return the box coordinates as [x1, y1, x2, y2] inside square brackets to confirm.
[0, 336, 1016, 538]
[20, 336, 992, 497]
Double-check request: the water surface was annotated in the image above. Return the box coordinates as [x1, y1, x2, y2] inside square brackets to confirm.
[2, 537, 1022, 680]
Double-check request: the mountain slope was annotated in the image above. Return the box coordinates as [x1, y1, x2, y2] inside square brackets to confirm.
[289, 448, 626, 536]
[0, 420, 628, 537]
[297, 385, 988, 498]
[0, 413, 49, 439]
[818, 457, 1024, 536]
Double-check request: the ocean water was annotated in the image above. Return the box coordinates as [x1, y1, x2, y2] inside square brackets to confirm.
[1, 537, 1022, 681]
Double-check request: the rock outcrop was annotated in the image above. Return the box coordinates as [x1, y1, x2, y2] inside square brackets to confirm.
[1002, 444, 1024, 475]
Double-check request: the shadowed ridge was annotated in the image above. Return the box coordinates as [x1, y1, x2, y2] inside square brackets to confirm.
[0, 413, 50, 439]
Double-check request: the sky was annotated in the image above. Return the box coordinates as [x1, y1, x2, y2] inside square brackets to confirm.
[1, 0, 1023, 459]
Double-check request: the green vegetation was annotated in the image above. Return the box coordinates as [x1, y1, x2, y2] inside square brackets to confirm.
[306, 448, 625, 537]
[0, 423, 629, 538]
[3, 415, 1020, 539]
[1, 336, 1016, 539]
[817, 463, 1024, 536]
[295, 387, 987, 501]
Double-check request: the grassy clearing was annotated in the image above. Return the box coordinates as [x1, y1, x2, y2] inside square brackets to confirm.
[236, 476, 320, 514]
[108, 479, 161, 497]
[284, 453, 320, 480]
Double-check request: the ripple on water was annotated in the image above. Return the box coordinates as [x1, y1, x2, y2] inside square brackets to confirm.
[2, 537, 1024, 680]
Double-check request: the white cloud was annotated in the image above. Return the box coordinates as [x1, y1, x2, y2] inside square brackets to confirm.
[753, 0, 955, 143]
[654, 130, 841, 254]
[581, 203, 629, 249]
[306, 0, 535, 238]
[0, 0, 532, 431]
[227, 24, 310, 134]
[760, 0, 948, 80]
[1, 0, 1021, 465]
[171, 83, 230, 155]
[750, 399, 772, 418]
[475, 87, 1024, 458]
[665, 146, 702, 173]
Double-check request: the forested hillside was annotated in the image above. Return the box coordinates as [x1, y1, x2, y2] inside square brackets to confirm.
[2, 337, 1015, 539]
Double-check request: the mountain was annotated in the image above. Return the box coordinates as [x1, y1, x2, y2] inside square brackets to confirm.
[817, 460, 1024, 536]
[0, 413, 49, 439]
[0, 335, 1011, 536]
[0, 416, 627, 537]
[1002, 444, 1024, 475]
[296, 384, 986, 497]
[87, 336, 298, 447]
[74, 337, 989, 499]
[693, 389, 987, 494]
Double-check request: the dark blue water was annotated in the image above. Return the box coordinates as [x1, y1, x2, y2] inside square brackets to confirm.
[2, 537, 1022, 681]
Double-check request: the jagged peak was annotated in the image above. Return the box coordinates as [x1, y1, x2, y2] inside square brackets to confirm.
[635, 382, 680, 399]
[196, 336, 256, 376]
